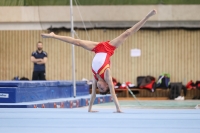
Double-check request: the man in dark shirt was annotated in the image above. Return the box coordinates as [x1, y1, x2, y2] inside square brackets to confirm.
[31, 41, 48, 80]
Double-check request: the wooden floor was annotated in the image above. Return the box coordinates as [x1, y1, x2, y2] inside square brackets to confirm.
[91, 88, 200, 100]
[118, 97, 169, 100]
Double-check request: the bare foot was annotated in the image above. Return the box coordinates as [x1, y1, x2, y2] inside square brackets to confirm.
[147, 9, 157, 17]
[41, 32, 55, 38]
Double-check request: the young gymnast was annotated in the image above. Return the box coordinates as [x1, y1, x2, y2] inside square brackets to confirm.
[41, 9, 157, 113]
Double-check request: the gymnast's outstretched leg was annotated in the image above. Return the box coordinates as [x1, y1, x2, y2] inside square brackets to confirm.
[110, 9, 157, 47]
[41, 32, 99, 51]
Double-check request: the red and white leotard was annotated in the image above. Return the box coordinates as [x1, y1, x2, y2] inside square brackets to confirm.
[91, 41, 116, 80]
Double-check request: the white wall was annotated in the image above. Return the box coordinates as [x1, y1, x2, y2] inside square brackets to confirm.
[0, 5, 199, 30]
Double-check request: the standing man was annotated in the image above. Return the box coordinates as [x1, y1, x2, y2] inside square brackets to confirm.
[31, 41, 48, 80]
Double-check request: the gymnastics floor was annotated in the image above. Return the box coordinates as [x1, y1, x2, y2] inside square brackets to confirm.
[1, 100, 200, 133]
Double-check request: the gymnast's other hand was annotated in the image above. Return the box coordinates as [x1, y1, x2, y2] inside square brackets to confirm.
[114, 109, 123, 113]
[41, 32, 55, 38]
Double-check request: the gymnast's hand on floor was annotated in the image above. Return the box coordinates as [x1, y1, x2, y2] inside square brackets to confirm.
[88, 110, 99, 113]
[41, 32, 55, 38]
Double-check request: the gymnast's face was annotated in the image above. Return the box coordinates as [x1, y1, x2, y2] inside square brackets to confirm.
[37, 43, 43, 51]
[97, 80, 108, 93]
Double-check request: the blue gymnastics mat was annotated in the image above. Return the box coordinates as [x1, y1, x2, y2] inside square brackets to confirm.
[0, 94, 113, 108]
[0, 107, 200, 133]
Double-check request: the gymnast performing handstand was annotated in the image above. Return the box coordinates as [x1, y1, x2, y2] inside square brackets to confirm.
[41, 9, 157, 113]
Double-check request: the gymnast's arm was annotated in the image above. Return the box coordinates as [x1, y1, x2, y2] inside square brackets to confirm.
[105, 69, 122, 113]
[88, 77, 98, 112]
